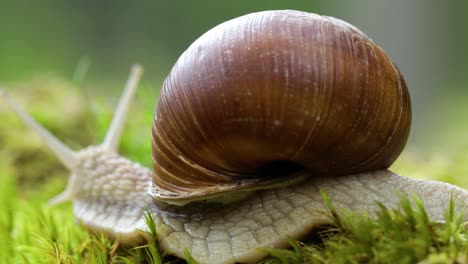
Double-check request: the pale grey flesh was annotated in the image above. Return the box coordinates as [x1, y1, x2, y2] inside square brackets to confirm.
[71, 148, 467, 264]
[2, 69, 467, 264]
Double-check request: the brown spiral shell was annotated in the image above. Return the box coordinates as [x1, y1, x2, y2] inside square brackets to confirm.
[150, 10, 411, 203]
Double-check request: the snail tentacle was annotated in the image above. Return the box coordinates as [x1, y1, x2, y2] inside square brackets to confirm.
[0, 64, 144, 205]
[2, 9, 468, 264]
[0, 88, 77, 170]
[102, 64, 144, 151]
[3, 73, 468, 264]
[1, 89, 79, 205]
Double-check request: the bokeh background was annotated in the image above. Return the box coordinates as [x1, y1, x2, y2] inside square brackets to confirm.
[1, 0, 467, 153]
[1, 2, 467, 262]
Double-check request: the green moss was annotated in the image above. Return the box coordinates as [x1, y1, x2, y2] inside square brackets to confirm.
[0, 81, 466, 263]
[263, 194, 467, 264]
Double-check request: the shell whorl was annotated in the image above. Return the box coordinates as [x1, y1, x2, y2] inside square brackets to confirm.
[2, 10, 467, 263]
[150, 10, 411, 202]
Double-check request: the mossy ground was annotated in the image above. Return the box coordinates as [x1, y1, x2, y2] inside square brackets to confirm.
[0, 79, 467, 263]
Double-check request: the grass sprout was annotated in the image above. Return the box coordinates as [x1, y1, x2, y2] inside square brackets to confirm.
[264, 194, 467, 264]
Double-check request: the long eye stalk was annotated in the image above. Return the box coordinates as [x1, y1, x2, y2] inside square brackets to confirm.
[0, 89, 78, 170]
[0, 64, 144, 167]
[102, 64, 144, 151]
[1, 65, 144, 205]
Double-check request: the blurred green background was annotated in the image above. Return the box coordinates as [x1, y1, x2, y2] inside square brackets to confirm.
[0, 0, 467, 152]
[0, 3, 467, 262]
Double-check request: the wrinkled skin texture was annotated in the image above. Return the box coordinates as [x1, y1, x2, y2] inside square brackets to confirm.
[2, 10, 465, 264]
[73, 147, 468, 264]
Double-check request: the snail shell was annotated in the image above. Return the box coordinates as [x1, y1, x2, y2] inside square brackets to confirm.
[4, 9, 466, 264]
[151, 10, 411, 203]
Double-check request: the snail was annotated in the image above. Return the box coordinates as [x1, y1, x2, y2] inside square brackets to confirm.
[1, 10, 467, 264]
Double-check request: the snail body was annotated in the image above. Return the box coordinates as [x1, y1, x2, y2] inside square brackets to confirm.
[1, 10, 467, 264]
